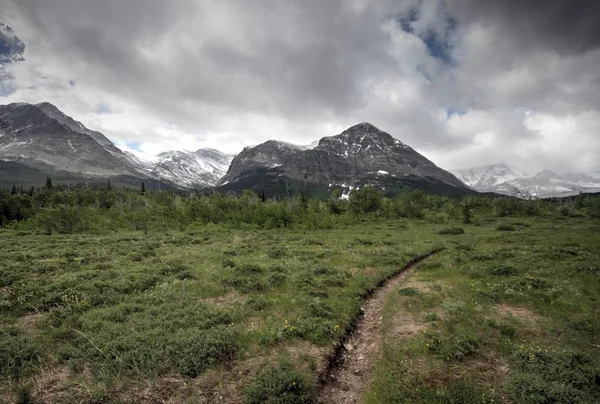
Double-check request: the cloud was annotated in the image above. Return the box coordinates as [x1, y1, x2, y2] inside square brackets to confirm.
[0, 22, 26, 95]
[1, 0, 599, 173]
[0, 23, 25, 64]
[447, 0, 600, 55]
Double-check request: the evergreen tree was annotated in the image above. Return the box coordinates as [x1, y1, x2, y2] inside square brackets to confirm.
[461, 198, 473, 224]
[45, 177, 53, 190]
[108, 180, 111, 191]
[11, 184, 16, 195]
[141, 181, 146, 194]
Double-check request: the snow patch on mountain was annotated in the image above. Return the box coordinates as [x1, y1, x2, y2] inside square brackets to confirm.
[451, 164, 600, 197]
[151, 148, 234, 188]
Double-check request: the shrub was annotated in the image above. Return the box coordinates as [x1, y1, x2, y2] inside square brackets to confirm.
[496, 224, 516, 231]
[348, 186, 383, 214]
[0, 328, 42, 378]
[427, 333, 480, 361]
[438, 227, 464, 235]
[169, 326, 240, 377]
[489, 265, 519, 276]
[398, 287, 420, 296]
[267, 247, 288, 259]
[308, 299, 335, 319]
[245, 365, 316, 404]
[425, 313, 440, 322]
[507, 348, 600, 404]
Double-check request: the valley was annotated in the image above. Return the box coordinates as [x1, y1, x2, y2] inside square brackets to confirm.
[3, 102, 599, 198]
[0, 189, 599, 403]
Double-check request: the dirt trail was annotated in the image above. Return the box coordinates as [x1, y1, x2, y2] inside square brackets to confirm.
[318, 250, 442, 404]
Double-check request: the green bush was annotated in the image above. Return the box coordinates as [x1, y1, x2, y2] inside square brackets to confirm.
[489, 265, 519, 276]
[170, 327, 240, 377]
[0, 328, 42, 378]
[245, 364, 316, 404]
[438, 227, 465, 235]
[398, 287, 420, 296]
[427, 333, 480, 361]
[496, 224, 516, 231]
[507, 348, 600, 404]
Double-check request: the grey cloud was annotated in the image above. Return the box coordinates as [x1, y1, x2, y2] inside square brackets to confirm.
[448, 0, 600, 55]
[3, 0, 600, 173]
[0, 23, 25, 64]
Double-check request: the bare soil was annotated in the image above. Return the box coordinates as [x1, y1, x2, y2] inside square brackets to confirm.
[318, 250, 441, 404]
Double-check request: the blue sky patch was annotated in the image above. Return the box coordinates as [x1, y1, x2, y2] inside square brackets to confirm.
[446, 108, 467, 118]
[95, 104, 113, 114]
[395, 9, 457, 65]
[126, 141, 142, 151]
[396, 9, 418, 34]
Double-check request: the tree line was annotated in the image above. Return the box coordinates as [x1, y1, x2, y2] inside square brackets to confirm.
[0, 183, 599, 234]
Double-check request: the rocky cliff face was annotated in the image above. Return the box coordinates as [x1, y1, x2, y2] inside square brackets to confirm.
[0, 102, 231, 189]
[218, 140, 303, 186]
[0, 102, 139, 176]
[282, 122, 465, 187]
[219, 122, 469, 196]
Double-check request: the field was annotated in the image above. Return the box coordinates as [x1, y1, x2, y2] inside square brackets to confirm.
[1, 192, 599, 403]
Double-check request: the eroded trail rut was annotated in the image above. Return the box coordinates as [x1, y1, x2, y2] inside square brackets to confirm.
[318, 249, 443, 404]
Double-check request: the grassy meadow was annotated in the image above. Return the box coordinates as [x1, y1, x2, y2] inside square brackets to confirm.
[365, 217, 600, 404]
[0, 187, 599, 403]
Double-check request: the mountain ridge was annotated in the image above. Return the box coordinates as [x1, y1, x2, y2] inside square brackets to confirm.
[218, 122, 470, 197]
[451, 164, 600, 197]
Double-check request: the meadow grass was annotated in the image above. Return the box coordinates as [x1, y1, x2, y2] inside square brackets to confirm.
[1, 214, 599, 402]
[365, 217, 600, 404]
[0, 220, 436, 402]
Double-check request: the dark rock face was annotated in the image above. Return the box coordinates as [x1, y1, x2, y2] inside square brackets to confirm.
[218, 140, 302, 186]
[0, 102, 231, 189]
[219, 122, 468, 195]
[0, 102, 139, 176]
[282, 122, 465, 188]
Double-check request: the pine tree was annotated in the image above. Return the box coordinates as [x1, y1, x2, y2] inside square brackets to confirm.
[11, 184, 17, 195]
[141, 181, 146, 194]
[45, 177, 53, 190]
[107, 180, 111, 191]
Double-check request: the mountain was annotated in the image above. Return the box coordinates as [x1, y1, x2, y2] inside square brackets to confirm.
[0, 102, 141, 177]
[219, 122, 470, 197]
[451, 164, 527, 194]
[152, 148, 234, 188]
[219, 140, 303, 186]
[451, 164, 600, 197]
[0, 102, 226, 189]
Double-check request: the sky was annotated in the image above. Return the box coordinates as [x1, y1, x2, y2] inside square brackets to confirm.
[1, 0, 600, 173]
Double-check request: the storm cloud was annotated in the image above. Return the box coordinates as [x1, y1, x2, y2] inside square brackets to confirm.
[1, 0, 599, 173]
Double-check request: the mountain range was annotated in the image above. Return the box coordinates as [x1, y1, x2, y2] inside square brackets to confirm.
[451, 164, 600, 198]
[0, 102, 233, 189]
[1, 101, 598, 198]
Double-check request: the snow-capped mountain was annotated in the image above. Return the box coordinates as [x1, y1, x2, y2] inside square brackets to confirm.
[451, 164, 600, 197]
[219, 122, 470, 196]
[152, 148, 234, 188]
[451, 164, 526, 193]
[0, 102, 142, 177]
[219, 140, 303, 186]
[0, 102, 231, 189]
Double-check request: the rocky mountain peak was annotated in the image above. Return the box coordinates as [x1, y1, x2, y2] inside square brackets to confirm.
[218, 140, 301, 186]
[316, 122, 409, 155]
